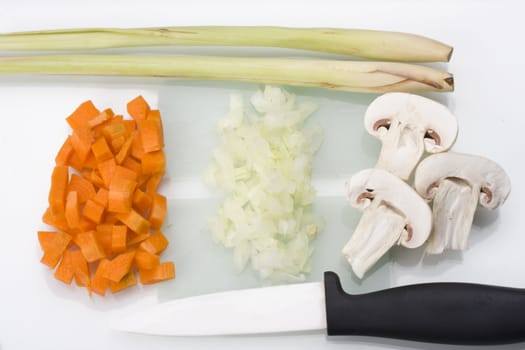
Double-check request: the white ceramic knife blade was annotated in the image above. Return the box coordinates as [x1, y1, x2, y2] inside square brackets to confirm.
[112, 282, 326, 336]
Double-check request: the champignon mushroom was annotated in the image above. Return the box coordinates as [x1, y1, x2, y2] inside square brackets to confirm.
[343, 168, 432, 278]
[414, 152, 511, 254]
[364, 92, 458, 180]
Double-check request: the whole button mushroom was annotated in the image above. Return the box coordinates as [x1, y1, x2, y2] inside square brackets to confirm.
[343, 168, 432, 278]
[414, 152, 511, 254]
[365, 92, 458, 180]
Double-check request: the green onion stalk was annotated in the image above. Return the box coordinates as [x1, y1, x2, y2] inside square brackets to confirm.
[0, 26, 453, 62]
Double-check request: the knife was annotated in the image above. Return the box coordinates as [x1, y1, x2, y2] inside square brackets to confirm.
[112, 271, 525, 345]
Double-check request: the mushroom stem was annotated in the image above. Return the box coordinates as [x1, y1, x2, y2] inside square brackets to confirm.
[426, 178, 480, 254]
[375, 119, 425, 180]
[342, 202, 406, 278]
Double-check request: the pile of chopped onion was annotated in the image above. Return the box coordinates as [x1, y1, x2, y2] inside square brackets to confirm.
[205, 86, 323, 283]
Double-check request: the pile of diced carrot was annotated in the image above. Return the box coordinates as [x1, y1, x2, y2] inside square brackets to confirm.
[39, 96, 175, 295]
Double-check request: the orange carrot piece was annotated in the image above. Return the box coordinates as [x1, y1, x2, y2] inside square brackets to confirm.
[103, 250, 136, 282]
[134, 250, 160, 270]
[103, 122, 128, 142]
[65, 191, 80, 230]
[127, 95, 150, 121]
[111, 225, 127, 254]
[127, 233, 150, 246]
[108, 178, 137, 213]
[97, 157, 116, 188]
[109, 271, 137, 294]
[90, 170, 106, 189]
[95, 224, 113, 256]
[55, 136, 74, 166]
[139, 262, 175, 285]
[122, 156, 142, 176]
[75, 231, 105, 262]
[111, 135, 127, 154]
[67, 151, 85, 172]
[42, 207, 69, 232]
[93, 188, 109, 208]
[79, 217, 96, 232]
[132, 189, 152, 215]
[70, 127, 92, 163]
[66, 100, 100, 130]
[87, 109, 113, 129]
[139, 119, 164, 153]
[40, 231, 72, 269]
[38, 231, 56, 251]
[141, 151, 166, 174]
[145, 171, 165, 194]
[83, 151, 97, 170]
[91, 259, 110, 296]
[123, 120, 137, 135]
[104, 212, 120, 224]
[149, 194, 167, 229]
[116, 210, 151, 235]
[54, 250, 74, 284]
[130, 132, 145, 160]
[71, 250, 90, 287]
[68, 174, 96, 204]
[115, 133, 134, 165]
[114, 165, 138, 181]
[82, 199, 105, 224]
[93, 114, 122, 139]
[139, 231, 168, 254]
[91, 137, 113, 163]
[48, 165, 69, 215]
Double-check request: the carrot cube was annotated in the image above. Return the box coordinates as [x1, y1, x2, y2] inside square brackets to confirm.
[139, 262, 175, 285]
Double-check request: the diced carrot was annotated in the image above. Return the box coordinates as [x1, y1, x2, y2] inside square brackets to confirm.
[139, 119, 164, 153]
[123, 120, 137, 135]
[42, 207, 69, 232]
[79, 218, 96, 232]
[91, 137, 113, 163]
[68, 174, 96, 204]
[115, 133, 134, 165]
[98, 158, 116, 188]
[65, 191, 80, 230]
[91, 259, 110, 296]
[93, 188, 109, 208]
[134, 250, 160, 270]
[133, 189, 152, 215]
[103, 122, 128, 142]
[87, 109, 113, 129]
[139, 262, 175, 285]
[104, 212, 120, 224]
[55, 136, 74, 166]
[82, 199, 105, 224]
[70, 127, 92, 163]
[112, 225, 127, 254]
[38, 231, 56, 251]
[95, 224, 113, 256]
[109, 271, 137, 293]
[83, 151, 97, 170]
[93, 114, 122, 139]
[145, 171, 165, 194]
[114, 165, 138, 181]
[146, 109, 162, 123]
[127, 95, 150, 121]
[90, 170, 106, 189]
[103, 250, 136, 282]
[66, 100, 100, 130]
[149, 194, 167, 230]
[127, 233, 150, 246]
[122, 156, 142, 176]
[67, 151, 85, 172]
[139, 231, 168, 254]
[71, 250, 90, 288]
[130, 131, 145, 160]
[40, 231, 72, 269]
[75, 231, 105, 263]
[111, 135, 127, 154]
[108, 178, 137, 213]
[48, 165, 69, 215]
[141, 151, 166, 174]
[54, 250, 74, 284]
[116, 210, 150, 235]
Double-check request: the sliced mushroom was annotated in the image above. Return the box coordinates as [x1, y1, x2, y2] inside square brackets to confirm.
[343, 168, 432, 278]
[364, 92, 458, 180]
[414, 152, 511, 254]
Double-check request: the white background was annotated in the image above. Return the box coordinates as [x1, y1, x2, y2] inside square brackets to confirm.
[1, 1, 525, 349]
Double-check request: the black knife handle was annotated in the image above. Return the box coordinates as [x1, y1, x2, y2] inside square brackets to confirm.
[324, 271, 525, 345]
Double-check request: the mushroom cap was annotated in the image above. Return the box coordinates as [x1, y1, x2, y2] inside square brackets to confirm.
[346, 168, 432, 248]
[414, 152, 511, 209]
[364, 92, 458, 153]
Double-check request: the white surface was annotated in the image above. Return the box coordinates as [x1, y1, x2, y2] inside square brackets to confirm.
[114, 282, 326, 335]
[1, 1, 525, 350]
